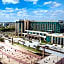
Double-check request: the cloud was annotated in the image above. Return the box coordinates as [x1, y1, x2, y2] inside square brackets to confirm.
[44, 1, 52, 5]
[44, 1, 61, 8]
[24, 0, 38, 4]
[32, 9, 64, 20]
[0, 8, 30, 21]
[17, 8, 28, 17]
[2, 0, 19, 4]
[52, 2, 61, 8]
[0, 7, 64, 22]
[33, 10, 48, 13]
[33, 9, 48, 16]
[5, 7, 14, 12]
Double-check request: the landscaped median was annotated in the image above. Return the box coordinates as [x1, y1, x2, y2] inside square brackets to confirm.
[41, 40, 53, 45]
[13, 43, 40, 53]
[13, 42, 51, 57]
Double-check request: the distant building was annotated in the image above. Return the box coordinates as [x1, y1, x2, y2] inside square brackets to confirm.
[0, 23, 3, 27]
[0, 22, 15, 27]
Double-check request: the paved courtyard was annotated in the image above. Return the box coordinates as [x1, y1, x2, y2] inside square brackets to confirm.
[37, 54, 63, 64]
[0, 42, 41, 64]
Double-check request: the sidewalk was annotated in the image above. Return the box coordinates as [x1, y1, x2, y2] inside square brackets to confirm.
[0, 42, 41, 64]
[37, 54, 62, 64]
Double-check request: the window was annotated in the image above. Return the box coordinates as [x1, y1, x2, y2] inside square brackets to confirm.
[40, 33, 42, 35]
[33, 45, 36, 47]
[33, 32, 35, 34]
[37, 33, 39, 35]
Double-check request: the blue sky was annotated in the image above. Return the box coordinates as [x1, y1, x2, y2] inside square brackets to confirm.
[0, 0, 64, 22]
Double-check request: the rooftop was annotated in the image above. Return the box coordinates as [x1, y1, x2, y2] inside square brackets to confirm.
[47, 33, 64, 38]
[25, 30, 64, 38]
[16, 20, 64, 22]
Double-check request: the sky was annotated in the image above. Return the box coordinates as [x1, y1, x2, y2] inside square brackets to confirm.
[0, 0, 64, 22]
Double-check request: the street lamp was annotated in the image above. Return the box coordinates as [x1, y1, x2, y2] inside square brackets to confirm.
[11, 33, 13, 45]
[12, 37, 13, 45]
[42, 46, 45, 58]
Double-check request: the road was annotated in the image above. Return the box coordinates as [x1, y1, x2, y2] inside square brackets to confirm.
[45, 49, 64, 57]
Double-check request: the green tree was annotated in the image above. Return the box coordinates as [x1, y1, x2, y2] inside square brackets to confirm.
[0, 38, 4, 42]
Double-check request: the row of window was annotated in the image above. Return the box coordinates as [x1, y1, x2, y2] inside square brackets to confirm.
[30, 23, 60, 32]
[25, 31, 46, 36]
[53, 37, 64, 45]
[46, 36, 51, 43]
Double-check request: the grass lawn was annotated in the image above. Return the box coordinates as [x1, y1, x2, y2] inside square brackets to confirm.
[13, 43, 40, 53]
[13, 43, 51, 56]
[41, 40, 53, 45]
[41, 40, 47, 45]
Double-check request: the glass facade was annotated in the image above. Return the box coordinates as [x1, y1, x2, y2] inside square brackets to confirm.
[46, 36, 64, 45]
[29, 22, 61, 33]
[19, 22, 21, 33]
[16, 20, 64, 45]
[46, 36, 51, 43]
[16, 21, 24, 36]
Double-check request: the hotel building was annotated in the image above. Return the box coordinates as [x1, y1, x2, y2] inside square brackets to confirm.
[15, 20, 64, 46]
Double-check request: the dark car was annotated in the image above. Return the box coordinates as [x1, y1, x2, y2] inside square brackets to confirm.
[45, 46, 49, 49]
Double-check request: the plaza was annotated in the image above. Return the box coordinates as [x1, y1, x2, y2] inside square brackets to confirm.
[0, 42, 41, 64]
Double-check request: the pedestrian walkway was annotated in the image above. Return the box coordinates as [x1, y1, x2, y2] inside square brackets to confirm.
[0, 43, 41, 64]
[37, 54, 62, 64]
[56, 58, 64, 64]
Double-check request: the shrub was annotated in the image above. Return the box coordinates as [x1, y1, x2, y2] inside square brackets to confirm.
[0, 38, 4, 42]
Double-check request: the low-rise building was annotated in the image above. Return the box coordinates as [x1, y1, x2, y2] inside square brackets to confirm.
[23, 30, 64, 46]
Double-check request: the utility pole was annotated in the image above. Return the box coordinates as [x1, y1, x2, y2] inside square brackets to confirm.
[11, 33, 13, 45]
[12, 37, 13, 45]
[42, 46, 45, 58]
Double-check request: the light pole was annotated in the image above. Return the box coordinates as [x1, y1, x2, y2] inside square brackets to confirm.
[42, 46, 45, 58]
[12, 37, 13, 45]
[11, 33, 13, 45]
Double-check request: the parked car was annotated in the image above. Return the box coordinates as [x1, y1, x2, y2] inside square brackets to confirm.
[45, 46, 49, 49]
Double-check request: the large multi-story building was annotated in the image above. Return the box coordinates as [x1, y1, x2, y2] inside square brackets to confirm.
[15, 20, 64, 46]
[15, 20, 30, 36]
[29, 20, 61, 33]
[15, 20, 64, 36]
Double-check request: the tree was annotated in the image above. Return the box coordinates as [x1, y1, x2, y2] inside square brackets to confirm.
[0, 38, 4, 42]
